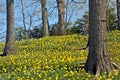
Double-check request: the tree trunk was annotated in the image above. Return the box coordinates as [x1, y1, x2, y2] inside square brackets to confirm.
[41, 0, 49, 36]
[117, 0, 120, 30]
[84, 0, 115, 75]
[84, 13, 89, 34]
[21, 0, 28, 39]
[57, 0, 66, 35]
[3, 0, 16, 56]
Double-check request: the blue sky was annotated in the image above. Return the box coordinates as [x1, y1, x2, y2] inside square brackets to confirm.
[0, 0, 88, 41]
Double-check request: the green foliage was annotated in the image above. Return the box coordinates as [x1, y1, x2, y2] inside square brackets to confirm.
[50, 23, 59, 35]
[29, 26, 43, 38]
[67, 19, 84, 34]
[106, 8, 117, 30]
[67, 26, 82, 34]
[15, 26, 44, 40]
[0, 30, 120, 79]
[15, 27, 25, 41]
[71, 7, 117, 34]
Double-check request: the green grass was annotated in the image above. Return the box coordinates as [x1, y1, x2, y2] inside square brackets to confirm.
[0, 30, 120, 80]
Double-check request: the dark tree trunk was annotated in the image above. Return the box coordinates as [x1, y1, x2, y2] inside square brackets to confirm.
[117, 0, 120, 30]
[57, 0, 66, 35]
[41, 0, 49, 36]
[3, 0, 16, 56]
[84, 0, 115, 75]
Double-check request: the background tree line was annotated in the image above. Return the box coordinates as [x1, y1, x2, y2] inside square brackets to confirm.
[0, 0, 118, 40]
[14, 0, 118, 40]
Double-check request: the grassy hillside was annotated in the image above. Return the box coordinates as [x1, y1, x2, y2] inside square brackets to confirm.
[0, 30, 120, 80]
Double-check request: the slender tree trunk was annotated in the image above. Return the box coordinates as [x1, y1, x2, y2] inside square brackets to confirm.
[3, 0, 16, 56]
[117, 0, 120, 30]
[65, 0, 68, 29]
[84, 0, 115, 75]
[57, 0, 66, 35]
[27, 15, 32, 38]
[21, 0, 28, 39]
[84, 13, 89, 34]
[41, 0, 49, 36]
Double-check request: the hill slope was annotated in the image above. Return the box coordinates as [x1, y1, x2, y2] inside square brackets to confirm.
[0, 31, 120, 79]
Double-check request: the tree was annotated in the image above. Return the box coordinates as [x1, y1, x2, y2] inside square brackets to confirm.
[15, 0, 41, 40]
[29, 26, 43, 38]
[80, 7, 116, 34]
[3, 0, 16, 56]
[50, 23, 59, 35]
[82, 12, 89, 34]
[82, 8, 116, 33]
[0, 1, 6, 30]
[40, 0, 49, 36]
[21, 0, 28, 39]
[57, 0, 66, 35]
[117, 0, 120, 30]
[68, 19, 84, 34]
[15, 27, 25, 41]
[106, 7, 116, 30]
[0, 1, 6, 13]
[84, 0, 116, 75]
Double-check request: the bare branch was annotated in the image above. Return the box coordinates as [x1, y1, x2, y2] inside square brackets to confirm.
[71, 0, 86, 4]
[0, 36, 6, 40]
[48, 6, 57, 17]
[0, 31, 6, 34]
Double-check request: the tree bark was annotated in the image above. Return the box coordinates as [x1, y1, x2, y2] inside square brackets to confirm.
[3, 0, 16, 56]
[117, 0, 120, 30]
[84, 0, 115, 75]
[41, 0, 49, 36]
[57, 0, 66, 35]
